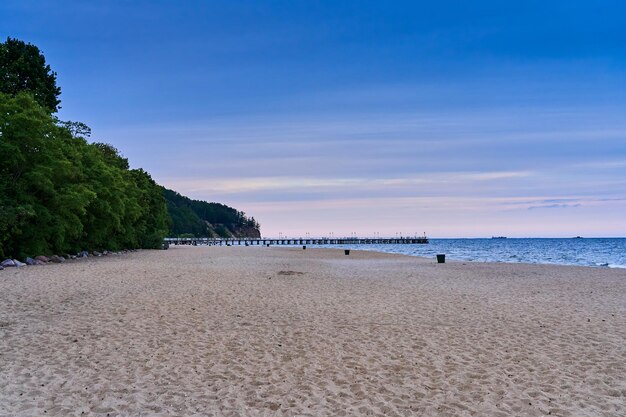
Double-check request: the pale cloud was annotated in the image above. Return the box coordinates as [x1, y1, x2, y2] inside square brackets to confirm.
[462, 171, 532, 181]
[165, 177, 362, 194]
[162, 171, 532, 195]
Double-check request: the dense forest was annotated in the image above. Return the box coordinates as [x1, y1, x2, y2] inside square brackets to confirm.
[0, 37, 260, 259]
[164, 188, 260, 238]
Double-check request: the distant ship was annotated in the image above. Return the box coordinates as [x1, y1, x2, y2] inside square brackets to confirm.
[574, 236, 583, 239]
[491, 236, 507, 239]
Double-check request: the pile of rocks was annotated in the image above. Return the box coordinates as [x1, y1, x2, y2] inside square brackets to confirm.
[0, 249, 137, 271]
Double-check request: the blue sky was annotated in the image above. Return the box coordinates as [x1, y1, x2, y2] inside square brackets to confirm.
[2, 0, 625, 237]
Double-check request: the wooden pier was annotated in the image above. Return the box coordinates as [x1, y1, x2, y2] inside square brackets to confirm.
[164, 236, 429, 246]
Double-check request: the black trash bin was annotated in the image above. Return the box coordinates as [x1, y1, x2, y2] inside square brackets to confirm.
[345, 249, 350, 255]
[303, 245, 306, 250]
[436, 254, 445, 263]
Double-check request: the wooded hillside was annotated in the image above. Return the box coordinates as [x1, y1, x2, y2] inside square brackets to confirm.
[164, 188, 260, 238]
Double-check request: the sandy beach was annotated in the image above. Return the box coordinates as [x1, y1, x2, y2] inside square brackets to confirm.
[0, 246, 624, 417]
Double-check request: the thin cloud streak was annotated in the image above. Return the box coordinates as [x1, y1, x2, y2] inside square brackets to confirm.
[528, 203, 582, 210]
[241, 195, 626, 211]
[162, 171, 532, 195]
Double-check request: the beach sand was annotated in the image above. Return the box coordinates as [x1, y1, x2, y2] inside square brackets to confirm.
[0, 246, 624, 416]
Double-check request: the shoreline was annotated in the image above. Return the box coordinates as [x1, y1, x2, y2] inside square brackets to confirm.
[3, 236, 626, 271]
[1, 246, 624, 416]
[166, 243, 626, 270]
[272, 239, 626, 269]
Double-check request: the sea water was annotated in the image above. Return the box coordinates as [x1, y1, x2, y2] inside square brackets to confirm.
[313, 238, 626, 268]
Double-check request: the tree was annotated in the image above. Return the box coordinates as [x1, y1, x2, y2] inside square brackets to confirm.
[0, 93, 94, 258]
[130, 169, 170, 248]
[0, 37, 61, 112]
[58, 120, 91, 138]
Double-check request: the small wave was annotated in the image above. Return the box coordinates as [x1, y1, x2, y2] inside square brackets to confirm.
[317, 239, 626, 268]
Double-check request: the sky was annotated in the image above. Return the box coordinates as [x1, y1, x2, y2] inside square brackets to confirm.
[2, 0, 625, 237]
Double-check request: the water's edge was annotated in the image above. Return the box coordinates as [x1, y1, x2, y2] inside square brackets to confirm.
[296, 238, 626, 269]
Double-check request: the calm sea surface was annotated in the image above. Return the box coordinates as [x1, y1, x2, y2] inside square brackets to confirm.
[312, 238, 626, 268]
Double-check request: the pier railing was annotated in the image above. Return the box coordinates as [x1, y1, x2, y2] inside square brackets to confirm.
[164, 237, 429, 246]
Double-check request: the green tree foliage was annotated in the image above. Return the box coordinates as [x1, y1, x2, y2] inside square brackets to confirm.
[0, 93, 169, 258]
[127, 169, 170, 248]
[58, 120, 91, 138]
[0, 37, 61, 112]
[163, 188, 260, 238]
[0, 93, 92, 257]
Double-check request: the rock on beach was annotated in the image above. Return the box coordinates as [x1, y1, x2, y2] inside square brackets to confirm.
[1, 259, 16, 267]
[49, 255, 65, 263]
[1, 259, 26, 268]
